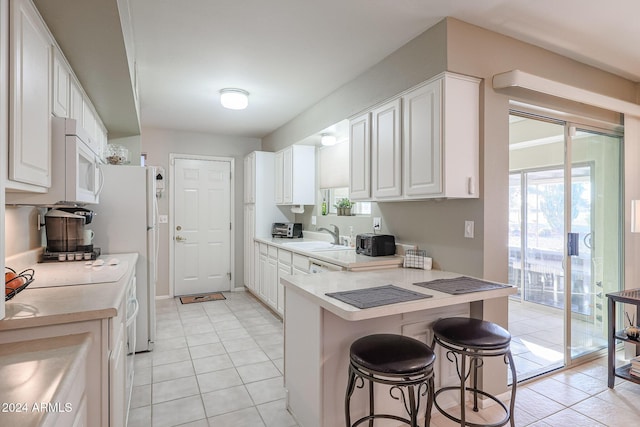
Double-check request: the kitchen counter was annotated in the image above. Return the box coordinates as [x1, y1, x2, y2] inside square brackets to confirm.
[0, 252, 138, 426]
[0, 333, 91, 427]
[281, 268, 515, 321]
[254, 237, 404, 270]
[281, 268, 516, 427]
[1, 253, 138, 331]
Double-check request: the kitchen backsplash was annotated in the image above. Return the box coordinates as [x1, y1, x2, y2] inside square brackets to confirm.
[5, 206, 44, 258]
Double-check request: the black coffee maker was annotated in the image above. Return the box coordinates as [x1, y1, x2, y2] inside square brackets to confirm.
[44, 207, 99, 261]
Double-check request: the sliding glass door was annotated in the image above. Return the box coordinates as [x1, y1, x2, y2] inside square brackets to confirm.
[508, 112, 622, 379]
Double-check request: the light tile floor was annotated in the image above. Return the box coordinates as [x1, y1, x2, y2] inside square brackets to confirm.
[129, 291, 640, 427]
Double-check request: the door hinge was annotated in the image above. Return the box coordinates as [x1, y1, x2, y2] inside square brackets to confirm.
[230, 222, 232, 230]
[227, 272, 232, 281]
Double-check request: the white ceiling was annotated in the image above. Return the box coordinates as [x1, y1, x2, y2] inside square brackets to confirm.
[41, 0, 640, 140]
[128, 0, 640, 139]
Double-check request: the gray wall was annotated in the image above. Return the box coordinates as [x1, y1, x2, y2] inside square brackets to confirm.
[140, 127, 261, 297]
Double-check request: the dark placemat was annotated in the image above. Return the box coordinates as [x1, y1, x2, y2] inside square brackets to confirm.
[413, 276, 511, 294]
[326, 284, 432, 309]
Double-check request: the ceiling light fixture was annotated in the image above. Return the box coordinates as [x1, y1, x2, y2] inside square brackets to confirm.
[220, 88, 249, 110]
[320, 134, 337, 146]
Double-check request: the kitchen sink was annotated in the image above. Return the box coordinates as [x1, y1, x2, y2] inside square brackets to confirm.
[281, 240, 351, 251]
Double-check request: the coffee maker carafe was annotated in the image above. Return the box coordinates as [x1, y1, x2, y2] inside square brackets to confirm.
[45, 209, 85, 252]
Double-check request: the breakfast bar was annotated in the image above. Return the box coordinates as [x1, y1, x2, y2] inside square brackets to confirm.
[281, 268, 516, 427]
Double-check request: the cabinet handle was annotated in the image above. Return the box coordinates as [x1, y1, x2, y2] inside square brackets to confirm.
[467, 177, 475, 195]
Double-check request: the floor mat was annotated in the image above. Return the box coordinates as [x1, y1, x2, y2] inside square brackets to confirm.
[180, 292, 226, 304]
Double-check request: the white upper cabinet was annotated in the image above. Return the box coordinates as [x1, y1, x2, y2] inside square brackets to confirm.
[371, 98, 402, 200]
[275, 145, 315, 205]
[274, 150, 284, 204]
[348, 112, 371, 200]
[402, 79, 442, 197]
[8, 0, 52, 189]
[349, 72, 480, 201]
[52, 47, 70, 118]
[7, 0, 107, 194]
[403, 73, 480, 199]
[69, 76, 84, 126]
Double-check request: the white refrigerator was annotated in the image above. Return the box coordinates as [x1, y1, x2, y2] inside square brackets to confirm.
[91, 165, 159, 352]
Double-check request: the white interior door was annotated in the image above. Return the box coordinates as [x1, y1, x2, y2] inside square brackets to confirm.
[174, 158, 231, 296]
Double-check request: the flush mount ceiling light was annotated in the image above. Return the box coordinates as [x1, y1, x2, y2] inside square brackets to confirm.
[320, 133, 337, 146]
[220, 88, 249, 110]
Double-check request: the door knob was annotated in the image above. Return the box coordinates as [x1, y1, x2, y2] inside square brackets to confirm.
[175, 235, 186, 242]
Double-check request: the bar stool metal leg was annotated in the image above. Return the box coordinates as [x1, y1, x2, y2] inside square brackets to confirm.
[345, 365, 357, 427]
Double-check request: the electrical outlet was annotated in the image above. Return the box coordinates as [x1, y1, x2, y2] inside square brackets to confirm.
[373, 217, 381, 230]
[159, 215, 168, 224]
[464, 220, 474, 238]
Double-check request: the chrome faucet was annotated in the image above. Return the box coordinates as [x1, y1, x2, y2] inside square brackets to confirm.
[318, 224, 340, 245]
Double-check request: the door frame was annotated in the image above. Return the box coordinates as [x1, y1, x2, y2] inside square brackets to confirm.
[168, 153, 235, 297]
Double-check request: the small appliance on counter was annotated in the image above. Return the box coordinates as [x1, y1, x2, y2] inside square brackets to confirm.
[356, 233, 396, 257]
[272, 222, 303, 238]
[42, 208, 100, 262]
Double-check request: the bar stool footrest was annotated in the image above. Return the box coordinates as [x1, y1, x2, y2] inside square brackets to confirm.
[434, 386, 511, 427]
[352, 413, 418, 427]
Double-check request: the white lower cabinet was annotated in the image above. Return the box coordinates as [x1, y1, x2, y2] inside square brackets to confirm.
[0, 271, 135, 426]
[277, 249, 293, 315]
[292, 253, 310, 275]
[251, 243, 318, 318]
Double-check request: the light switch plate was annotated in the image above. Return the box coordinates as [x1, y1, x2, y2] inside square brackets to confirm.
[373, 217, 381, 230]
[464, 220, 474, 238]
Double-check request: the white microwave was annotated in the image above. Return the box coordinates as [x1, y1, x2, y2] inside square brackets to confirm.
[6, 118, 103, 205]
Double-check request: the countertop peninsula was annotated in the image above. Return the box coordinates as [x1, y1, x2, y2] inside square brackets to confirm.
[281, 267, 515, 321]
[281, 266, 516, 427]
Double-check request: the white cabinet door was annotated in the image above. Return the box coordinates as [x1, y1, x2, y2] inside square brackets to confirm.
[69, 77, 84, 127]
[275, 145, 315, 205]
[274, 151, 284, 204]
[349, 112, 371, 200]
[402, 79, 442, 197]
[277, 262, 291, 315]
[244, 152, 255, 203]
[109, 325, 126, 427]
[9, 0, 52, 188]
[243, 204, 255, 289]
[258, 250, 268, 300]
[371, 98, 402, 200]
[282, 147, 293, 203]
[52, 47, 70, 118]
[277, 249, 292, 315]
[266, 255, 278, 310]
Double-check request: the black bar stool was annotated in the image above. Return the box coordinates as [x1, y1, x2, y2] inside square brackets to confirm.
[431, 317, 516, 427]
[345, 334, 436, 427]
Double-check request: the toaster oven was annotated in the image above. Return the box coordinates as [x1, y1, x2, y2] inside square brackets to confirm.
[272, 222, 303, 238]
[356, 233, 396, 257]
